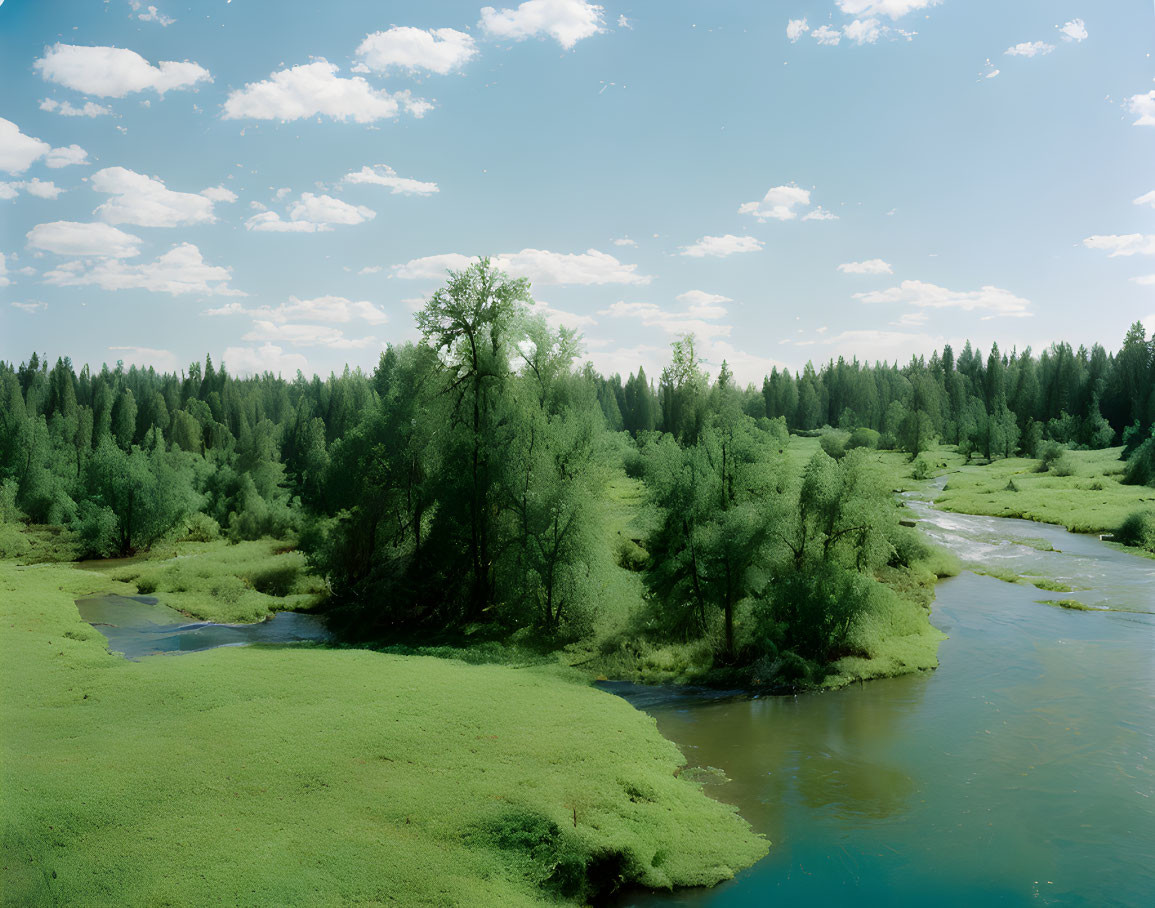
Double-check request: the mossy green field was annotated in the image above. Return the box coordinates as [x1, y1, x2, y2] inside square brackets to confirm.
[0, 559, 766, 906]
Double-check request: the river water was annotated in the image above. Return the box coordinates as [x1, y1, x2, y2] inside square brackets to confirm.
[616, 495, 1155, 906]
[75, 594, 330, 660]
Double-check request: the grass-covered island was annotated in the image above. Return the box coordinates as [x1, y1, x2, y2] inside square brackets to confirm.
[3, 264, 1154, 903]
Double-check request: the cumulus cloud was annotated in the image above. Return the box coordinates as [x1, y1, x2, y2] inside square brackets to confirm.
[1057, 19, 1087, 42]
[844, 18, 883, 45]
[34, 43, 210, 97]
[108, 345, 179, 371]
[836, 0, 939, 19]
[675, 290, 732, 318]
[356, 27, 477, 74]
[1083, 234, 1155, 257]
[0, 252, 8, 287]
[343, 165, 438, 195]
[223, 343, 309, 377]
[92, 166, 227, 227]
[245, 193, 375, 232]
[739, 184, 811, 222]
[27, 220, 142, 257]
[786, 18, 809, 42]
[679, 234, 763, 258]
[1005, 41, 1053, 58]
[612, 237, 637, 247]
[802, 206, 839, 221]
[131, 3, 175, 27]
[39, 98, 111, 117]
[854, 279, 1032, 318]
[479, 0, 605, 50]
[838, 258, 893, 274]
[0, 179, 63, 200]
[531, 301, 597, 330]
[0, 118, 88, 174]
[1129, 91, 1155, 127]
[812, 26, 842, 46]
[42, 242, 242, 296]
[600, 300, 732, 340]
[391, 248, 651, 285]
[208, 295, 389, 326]
[200, 186, 238, 203]
[222, 60, 430, 123]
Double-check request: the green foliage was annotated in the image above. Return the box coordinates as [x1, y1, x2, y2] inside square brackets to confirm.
[818, 430, 849, 460]
[911, 456, 933, 480]
[1116, 510, 1155, 553]
[847, 426, 880, 450]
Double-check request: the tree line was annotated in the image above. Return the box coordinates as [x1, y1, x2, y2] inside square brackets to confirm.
[2, 260, 1153, 672]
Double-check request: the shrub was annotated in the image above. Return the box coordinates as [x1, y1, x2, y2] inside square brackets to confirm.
[755, 566, 875, 663]
[183, 512, 221, 542]
[910, 456, 933, 481]
[887, 525, 931, 569]
[846, 427, 880, 450]
[818, 431, 849, 461]
[1116, 510, 1155, 553]
[75, 502, 120, 559]
[1036, 441, 1074, 476]
[246, 560, 302, 597]
[1123, 432, 1155, 487]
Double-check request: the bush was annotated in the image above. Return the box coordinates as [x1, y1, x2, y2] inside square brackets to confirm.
[846, 427, 880, 450]
[818, 431, 849, 461]
[1123, 432, 1155, 487]
[887, 525, 931, 569]
[75, 503, 120, 559]
[910, 456, 933, 481]
[183, 512, 221, 542]
[246, 560, 302, 597]
[1116, 510, 1155, 553]
[754, 566, 875, 663]
[1036, 441, 1074, 476]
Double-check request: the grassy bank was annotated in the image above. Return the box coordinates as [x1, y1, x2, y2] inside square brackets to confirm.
[931, 446, 1153, 535]
[0, 558, 766, 906]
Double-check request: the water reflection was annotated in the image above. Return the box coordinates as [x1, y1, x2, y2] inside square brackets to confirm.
[76, 593, 330, 660]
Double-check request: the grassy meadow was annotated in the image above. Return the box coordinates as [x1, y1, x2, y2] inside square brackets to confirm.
[0, 554, 766, 906]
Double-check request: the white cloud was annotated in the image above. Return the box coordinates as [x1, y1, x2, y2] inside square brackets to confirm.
[27, 220, 142, 257]
[43, 242, 242, 296]
[0, 118, 88, 175]
[391, 248, 651, 285]
[802, 206, 839, 221]
[223, 343, 309, 377]
[1005, 42, 1054, 58]
[245, 193, 375, 232]
[1133, 190, 1155, 208]
[531, 301, 597, 330]
[787, 18, 809, 42]
[358, 265, 383, 275]
[356, 27, 477, 75]
[343, 165, 438, 195]
[1057, 19, 1087, 42]
[844, 18, 883, 45]
[1129, 91, 1155, 127]
[391, 252, 476, 280]
[211, 295, 389, 325]
[107, 345, 179, 371]
[0, 179, 63, 200]
[44, 144, 88, 169]
[739, 184, 811, 222]
[812, 26, 842, 46]
[820, 328, 944, 364]
[838, 258, 893, 274]
[12, 301, 48, 313]
[39, 98, 111, 117]
[480, 0, 605, 50]
[132, 3, 175, 27]
[679, 234, 763, 258]
[600, 300, 732, 340]
[34, 43, 210, 98]
[1083, 234, 1155, 257]
[854, 279, 1032, 318]
[612, 237, 637, 247]
[200, 186, 238, 203]
[0, 253, 8, 287]
[243, 320, 376, 349]
[92, 166, 223, 227]
[222, 60, 430, 123]
[1130, 275, 1155, 286]
[675, 290, 732, 318]
[836, 0, 940, 19]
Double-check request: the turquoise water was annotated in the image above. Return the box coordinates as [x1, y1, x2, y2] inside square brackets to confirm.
[617, 505, 1155, 906]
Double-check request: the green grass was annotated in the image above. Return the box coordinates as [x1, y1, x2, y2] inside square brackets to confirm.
[934, 446, 1154, 534]
[1040, 599, 1095, 611]
[0, 558, 766, 905]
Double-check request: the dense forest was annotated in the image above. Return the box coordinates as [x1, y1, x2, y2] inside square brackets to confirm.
[3, 261, 1154, 675]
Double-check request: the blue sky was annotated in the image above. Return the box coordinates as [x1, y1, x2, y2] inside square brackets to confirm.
[1, 0, 1153, 382]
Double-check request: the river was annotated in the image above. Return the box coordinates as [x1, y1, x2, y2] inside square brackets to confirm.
[615, 492, 1155, 906]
